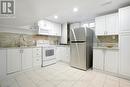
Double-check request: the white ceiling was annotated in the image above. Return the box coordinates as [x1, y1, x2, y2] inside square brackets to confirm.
[0, 0, 130, 27]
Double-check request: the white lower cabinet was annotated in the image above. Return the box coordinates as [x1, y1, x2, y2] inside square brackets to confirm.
[0, 49, 7, 79]
[6, 47, 41, 74]
[93, 49, 104, 70]
[7, 48, 21, 74]
[93, 48, 119, 74]
[32, 47, 42, 66]
[119, 33, 130, 77]
[21, 48, 33, 70]
[56, 46, 70, 63]
[105, 50, 119, 73]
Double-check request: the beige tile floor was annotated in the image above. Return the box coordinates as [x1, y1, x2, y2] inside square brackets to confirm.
[0, 62, 130, 87]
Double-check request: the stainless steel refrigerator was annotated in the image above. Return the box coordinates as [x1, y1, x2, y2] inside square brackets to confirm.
[70, 27, 93, 70]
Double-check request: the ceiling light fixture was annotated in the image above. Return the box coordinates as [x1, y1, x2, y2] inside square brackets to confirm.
[73, 7, 78, 12]
[54, 15, 58, 19]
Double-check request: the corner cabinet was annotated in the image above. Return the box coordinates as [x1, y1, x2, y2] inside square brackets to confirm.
[93, 48, 119, 74]
[38, 20, 61, 36]
[95, 13, 119, 35]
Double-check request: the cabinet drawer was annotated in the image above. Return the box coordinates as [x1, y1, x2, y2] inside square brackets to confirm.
[33, 48, 42, 57]
[33, 57, 41, 66]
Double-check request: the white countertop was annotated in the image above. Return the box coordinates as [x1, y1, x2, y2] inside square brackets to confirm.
[93, 47, 119, 50]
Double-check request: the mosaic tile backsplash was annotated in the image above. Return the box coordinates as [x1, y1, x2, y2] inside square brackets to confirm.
[0, 32, 59, 47]
[94, 35, 119, 47]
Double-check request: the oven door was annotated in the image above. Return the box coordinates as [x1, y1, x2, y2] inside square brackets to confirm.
[43, 48, 56, 61]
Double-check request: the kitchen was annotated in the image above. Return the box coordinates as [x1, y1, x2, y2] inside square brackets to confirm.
[0, 0, 130, 87]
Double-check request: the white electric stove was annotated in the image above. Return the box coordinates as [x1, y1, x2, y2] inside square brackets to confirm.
[36, 40, 56, 67]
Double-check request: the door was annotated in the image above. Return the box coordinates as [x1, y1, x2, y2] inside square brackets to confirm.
[105, 50, 119, 73]
[22, 48, 33, 70]
[70, 42, 86, 70]
[95, 16, 106, 35]
[93, 49, 104, 70]
[70, 28, 86, 41]
[119, 33, 130, 77]
[7, 48, 21, 73]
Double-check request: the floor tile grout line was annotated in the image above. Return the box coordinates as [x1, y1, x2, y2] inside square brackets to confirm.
[23, 71, 39, 87]
[14, 78, 22, 87]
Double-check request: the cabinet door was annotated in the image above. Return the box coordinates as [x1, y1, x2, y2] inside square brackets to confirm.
[56, 47, 62, 61]
[119, 6, 130, 32]
[38, 20, 50, 29]
[105, 50, 119, 73]
[106, 13, 119, 35]
[93, 49, 104, 70]
[66, 46, 70, 63]
[119, 33, 130, 77]
[49, 23, 61, 36]
[7, 49, 21, 73]
[95, 16, 106, 35]
[55, 23, 61, 36]
[0, 49, 6, 79]
[22, 48, 33, 70]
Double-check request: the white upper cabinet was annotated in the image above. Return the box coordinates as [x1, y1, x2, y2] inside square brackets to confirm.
[38, 20, 51, 29]
[50, 22, 61, 36]
[95, 13, 119, 35]
[38, 20, 61, 36]
[119, 6, 130, 32]
[7, 48, 21, 74]
[106, 13, 119, 35]
[95, 16, 106, 35]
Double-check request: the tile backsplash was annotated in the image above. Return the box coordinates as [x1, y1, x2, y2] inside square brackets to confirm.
[0, 32, 59, 47]
[94, 35, 119, 47]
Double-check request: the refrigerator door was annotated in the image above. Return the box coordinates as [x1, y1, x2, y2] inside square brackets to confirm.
[70, 42, 87, 70]
[70, 28, 86, 41]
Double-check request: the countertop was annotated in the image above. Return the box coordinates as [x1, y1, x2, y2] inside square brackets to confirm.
[93, 47, 119, 50]
[0, 46, 42, 49]
[0, 45, 70, 49]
